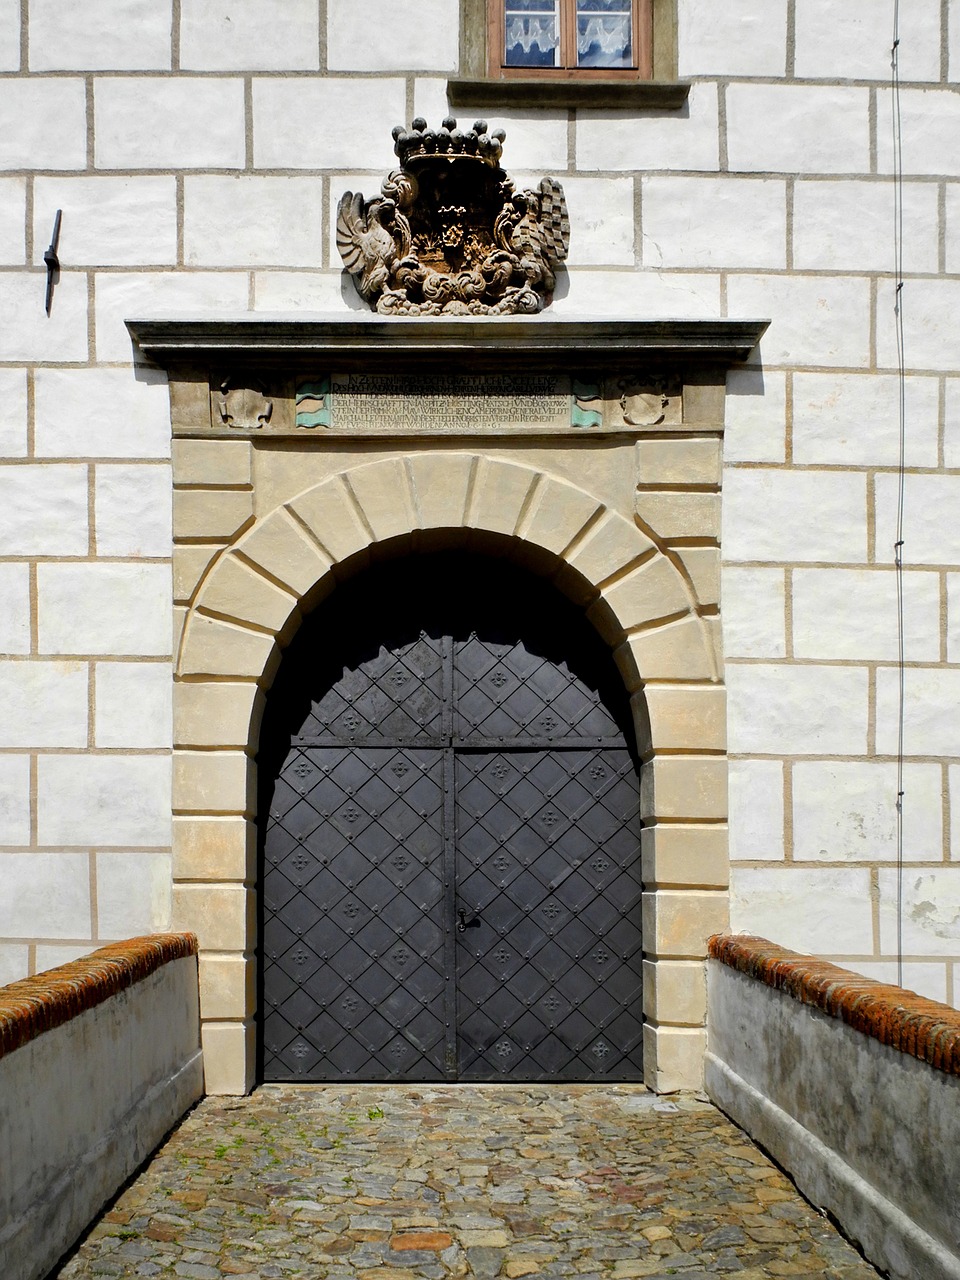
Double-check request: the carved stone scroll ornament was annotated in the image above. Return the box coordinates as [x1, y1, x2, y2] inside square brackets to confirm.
[617, 376, 682, 427]
[216, 377, 273, 430]
[336, 117, 570, 316]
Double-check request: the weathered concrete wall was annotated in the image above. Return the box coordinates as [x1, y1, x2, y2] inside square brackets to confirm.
[0, 935, 203, 1280]
[706, 937, 960, 1280]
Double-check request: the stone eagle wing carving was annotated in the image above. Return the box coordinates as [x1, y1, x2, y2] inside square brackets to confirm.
[336, 191, 400, 301]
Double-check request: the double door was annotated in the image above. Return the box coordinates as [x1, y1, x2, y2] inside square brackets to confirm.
[261, 577, 643, 1081]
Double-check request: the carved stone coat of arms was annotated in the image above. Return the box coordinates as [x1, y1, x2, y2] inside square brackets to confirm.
[336, 117, 570, 316]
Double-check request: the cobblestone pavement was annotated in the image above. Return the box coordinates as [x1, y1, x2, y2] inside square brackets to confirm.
[55, 1085, 881, 1280]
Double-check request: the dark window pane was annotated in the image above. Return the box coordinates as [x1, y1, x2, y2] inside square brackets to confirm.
[577, 9, 632, 67]
[505, 2, 559, 66]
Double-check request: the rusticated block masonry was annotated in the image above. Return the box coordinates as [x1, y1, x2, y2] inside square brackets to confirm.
[0, 933, 198, 1060]
[709, 933, 960, 1076]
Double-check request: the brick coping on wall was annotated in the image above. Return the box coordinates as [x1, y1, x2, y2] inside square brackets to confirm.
[0, 934, 198, 1060]
[709, 933, 960, 1077]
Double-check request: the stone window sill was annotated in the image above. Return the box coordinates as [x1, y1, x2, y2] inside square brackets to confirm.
[447, 77, 690, 110]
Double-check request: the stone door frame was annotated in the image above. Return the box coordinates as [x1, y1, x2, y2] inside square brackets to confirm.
[130, 316, 767, 1095]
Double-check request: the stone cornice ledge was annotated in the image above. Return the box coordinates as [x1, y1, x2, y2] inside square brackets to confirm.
[447, 78, 691, 110]
[126, 315, 769, 373]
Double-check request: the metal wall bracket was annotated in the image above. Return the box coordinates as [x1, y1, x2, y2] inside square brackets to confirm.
[43, 210, 62, 316]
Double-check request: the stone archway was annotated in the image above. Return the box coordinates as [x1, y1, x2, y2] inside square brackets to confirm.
[171, 452, 728, 1094]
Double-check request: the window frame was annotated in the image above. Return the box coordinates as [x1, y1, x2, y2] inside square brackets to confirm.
[492, 0, 653, 81]
[452, 0, 685, 107]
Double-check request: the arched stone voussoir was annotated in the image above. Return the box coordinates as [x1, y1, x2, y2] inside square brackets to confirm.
[587, 554, 696, 643]
[198, 551, 301, 641]
[286, 473, 375, 567]
[234, 507, 333, 599]
[469, 455, 544, 537]
[617, 614, 719, 687]
[177, 611, 279, 682]
[523, 476, 604, 560]
[405, 452, 479, 529]
[342, 455, 419, 543]
[565, 510, 658, 589]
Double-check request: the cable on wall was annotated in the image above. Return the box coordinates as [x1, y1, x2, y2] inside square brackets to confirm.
[891, 0, 906, 988]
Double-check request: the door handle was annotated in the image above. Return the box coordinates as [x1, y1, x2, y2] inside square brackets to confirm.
[457, 909, 481, 933]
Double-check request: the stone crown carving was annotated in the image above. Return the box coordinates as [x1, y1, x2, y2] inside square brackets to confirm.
[336, 116, 570, 317]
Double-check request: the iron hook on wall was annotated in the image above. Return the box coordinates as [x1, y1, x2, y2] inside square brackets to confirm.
[44, 209, 62, 315]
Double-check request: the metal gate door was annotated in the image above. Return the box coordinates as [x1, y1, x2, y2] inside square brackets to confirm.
[261, 561, 643, 1082]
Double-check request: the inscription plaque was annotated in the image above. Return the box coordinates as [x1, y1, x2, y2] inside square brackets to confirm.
[191, 372, 684, 436]
[295, 374, 602, 432]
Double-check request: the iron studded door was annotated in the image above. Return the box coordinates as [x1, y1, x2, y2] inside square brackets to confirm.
[261, 567, 642, 1082]
[452, 627, 643, 1080]
[262, 630, 455, 1081]
[455, 748, 642, 1079]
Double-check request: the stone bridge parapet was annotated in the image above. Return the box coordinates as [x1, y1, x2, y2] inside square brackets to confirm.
[707, 933, 960, 1280]
[0, 934, 203, 1280]
[709, 933, 960, 1075]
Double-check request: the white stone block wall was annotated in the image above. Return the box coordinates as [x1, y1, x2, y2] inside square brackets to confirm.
[0, 0, 956, 1007]
[711, 1, 960, 1005]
